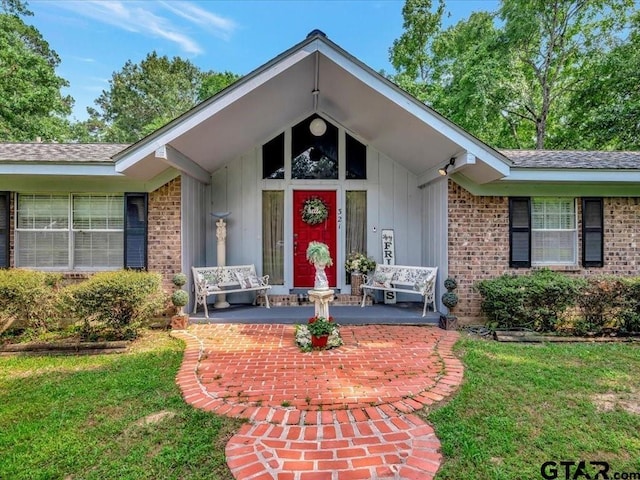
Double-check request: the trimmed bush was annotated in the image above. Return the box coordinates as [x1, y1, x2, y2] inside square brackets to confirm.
[0, 269, 63, 334]
[476, 269, 586, 332]
[63, 270, 165, 340]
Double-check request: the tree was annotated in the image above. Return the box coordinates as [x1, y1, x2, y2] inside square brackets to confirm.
[389, 0, 446, 104]
[563, 11, 640, 150]
[0, 3, 73, 141]
[497, 0, 632, 149]
[199, 71, 241, 102]
[389, 0, 634, 149]
[88, 52, 240, 142]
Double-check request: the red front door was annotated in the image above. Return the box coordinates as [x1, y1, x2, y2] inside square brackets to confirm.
[293, 190, 337, 288]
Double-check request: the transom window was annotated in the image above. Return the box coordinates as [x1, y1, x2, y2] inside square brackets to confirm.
[291, 115, 338, 179]
[531, 197, 577, 265]
[16, 194, 124, 269]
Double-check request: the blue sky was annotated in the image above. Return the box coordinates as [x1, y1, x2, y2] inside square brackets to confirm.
[28, 1, 499, 121]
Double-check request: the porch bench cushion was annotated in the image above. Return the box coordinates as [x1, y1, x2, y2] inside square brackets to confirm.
[361, 264, 438, 317]
[192, 265, 271, 318]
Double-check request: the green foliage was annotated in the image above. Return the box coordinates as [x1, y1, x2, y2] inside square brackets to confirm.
[0, 269, 62, 333]
[198, 71, 241, 101]
[389, 0, 636, 149]
[476, 269, 586, 331]
[87, 52, 239, 142]
[306, 241, 333, 266]
[0, 13, 73, 141]
[171, 290, 189, 308]
[64, 271, 165, 340]
[172, 273, 187, 287]
[307, 316, 336, 336]
[442, 291, 459, 309]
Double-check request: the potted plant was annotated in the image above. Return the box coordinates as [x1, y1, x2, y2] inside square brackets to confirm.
[345, 252, 377, 295]
[306, 241, 333, 290]
[307, 315, 337, 348]
[170, 273, 189, 330]
[439, 277, 459, 330]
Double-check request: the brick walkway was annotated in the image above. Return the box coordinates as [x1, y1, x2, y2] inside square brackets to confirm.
[172, 324, 462, 480]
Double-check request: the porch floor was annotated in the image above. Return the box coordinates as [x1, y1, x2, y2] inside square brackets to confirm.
[189, 301, 441, 325]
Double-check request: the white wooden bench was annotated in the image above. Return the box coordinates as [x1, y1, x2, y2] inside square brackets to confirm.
[192, 265, 271, 318]
[361, 265, 438, 317]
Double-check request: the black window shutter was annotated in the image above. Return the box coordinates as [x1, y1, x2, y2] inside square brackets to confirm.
[0, 192, 9, 268]
[124, 193, 148, 270]
[509, 197, 531, 268]
[582, 198, 603, 267]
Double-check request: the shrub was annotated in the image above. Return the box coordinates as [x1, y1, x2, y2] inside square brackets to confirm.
[172, 273, 187, 287]
[0, 269, 63, 334]
[171, 290, 189, 308]
[64, 270, 165, 340]
[476, 269, 586, 332]
[575, 277, 625, 334]
[618, 277, 640, 333]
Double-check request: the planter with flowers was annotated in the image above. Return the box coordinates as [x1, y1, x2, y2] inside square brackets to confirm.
[345, 252, 377, 295]
[306, 241, 333, 291]
[296, 315, 342, 351]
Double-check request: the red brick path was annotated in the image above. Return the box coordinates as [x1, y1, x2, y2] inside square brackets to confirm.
[172, 325, 462, 479]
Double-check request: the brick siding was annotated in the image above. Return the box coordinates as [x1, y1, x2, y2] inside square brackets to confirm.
[448, 181, 640, 323]
[148, 176, 182, 291]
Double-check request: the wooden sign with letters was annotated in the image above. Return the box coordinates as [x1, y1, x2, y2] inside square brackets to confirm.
[381, 229, 396, 304]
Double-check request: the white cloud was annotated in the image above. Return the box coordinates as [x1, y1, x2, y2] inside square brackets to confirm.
[159, 1, 237, 40]
[53, 1, 205, 54]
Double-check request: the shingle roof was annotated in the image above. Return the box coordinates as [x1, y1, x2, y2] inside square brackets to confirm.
[0, 143, 129, 162]
[500, 149, 640, 169]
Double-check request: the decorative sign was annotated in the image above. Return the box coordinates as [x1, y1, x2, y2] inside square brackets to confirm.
[381, 229, 396, 304]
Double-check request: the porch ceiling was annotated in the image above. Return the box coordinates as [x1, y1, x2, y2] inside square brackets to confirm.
[115, 34, 510, 184]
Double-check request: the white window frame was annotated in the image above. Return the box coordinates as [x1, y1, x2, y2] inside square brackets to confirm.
[15, 193, 124, 271]
[531, 197, 578, 266]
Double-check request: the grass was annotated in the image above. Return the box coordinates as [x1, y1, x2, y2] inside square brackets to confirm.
[0, 331, 244, 480]
[424, 336, 640, 480]
[3, 329, 640, 480]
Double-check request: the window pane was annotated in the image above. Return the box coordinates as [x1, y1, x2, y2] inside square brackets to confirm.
[74, 231, 123, 268]
[345, 191, 367, 283]
[346, 134, 366, 179]
[17, 231, 69, 268]
[262, 133, 285, 179]
[18, 194, 68, 229]
[74, 195, 123, 230]
[532, 231, 576, 264]
[291, 115, 338, 179]
[262, 191, 284, 284]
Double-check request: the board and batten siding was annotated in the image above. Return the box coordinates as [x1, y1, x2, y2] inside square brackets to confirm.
[206, 134, 424, 296]
[180, 174, 210, 311]
[421, 176, 448, 312]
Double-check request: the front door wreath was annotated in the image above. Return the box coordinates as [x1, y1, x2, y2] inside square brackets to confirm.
[301, 197, 329, 225]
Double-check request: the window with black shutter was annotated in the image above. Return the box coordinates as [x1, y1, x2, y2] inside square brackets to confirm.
[509, 197, 531, 267]
[124, 193, 147, 270]
[0, 192, 9, 268]
[582, 198, 603, 267]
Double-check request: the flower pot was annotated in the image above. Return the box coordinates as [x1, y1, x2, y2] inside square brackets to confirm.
[171, 314, 189, 330]
[350, 272, 363, 296]
[311, 334, 329, 348]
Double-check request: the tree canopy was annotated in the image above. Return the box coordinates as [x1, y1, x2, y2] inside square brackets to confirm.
[389, 0, 637, 150]
[0, 2, 73, 141]
[84, 52, 240, 142]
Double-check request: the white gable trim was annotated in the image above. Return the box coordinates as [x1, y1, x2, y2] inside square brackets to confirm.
[316, 42, 511, 178]
[115, 44, 317, 173]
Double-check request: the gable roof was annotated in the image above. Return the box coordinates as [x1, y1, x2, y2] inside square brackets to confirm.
[113, 30, 511, 185]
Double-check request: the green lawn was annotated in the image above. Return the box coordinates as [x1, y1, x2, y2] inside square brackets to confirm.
[2, 331, 639, 480]
[0, 332, 243, 480]
[426, 337, 640, 480]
